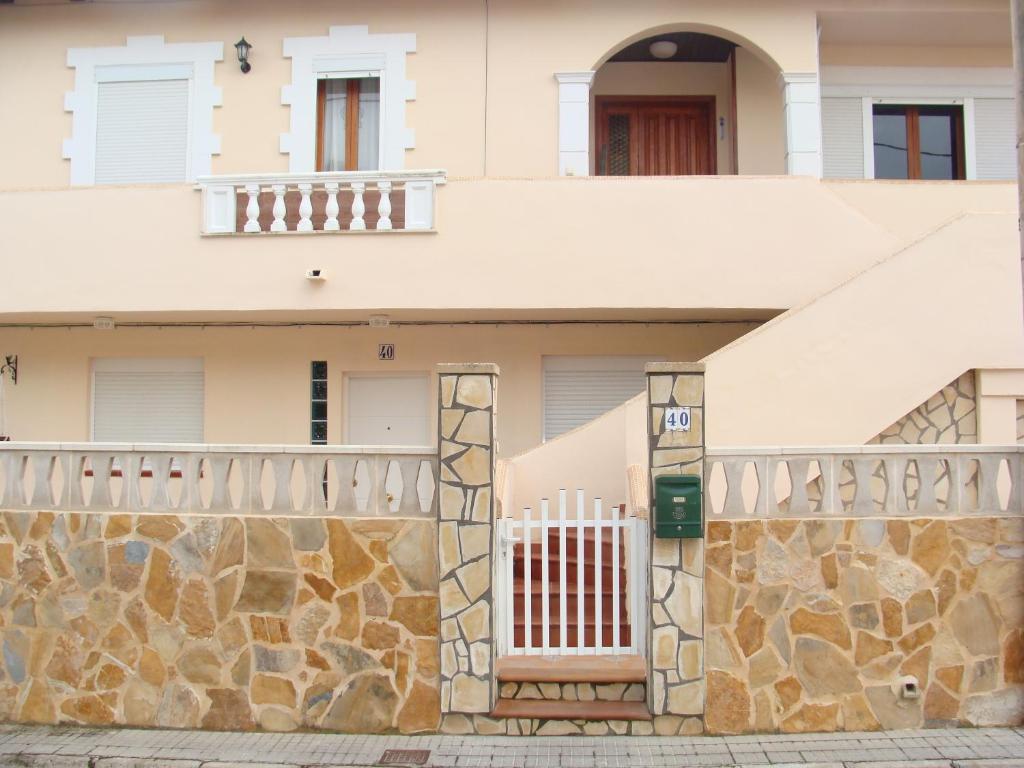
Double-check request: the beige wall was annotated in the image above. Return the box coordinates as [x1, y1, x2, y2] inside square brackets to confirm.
[735, 48, 787, 175]
[0, 322, 754, 457]
[0, 0, 1007, 186]
[3, 179, 1014, 319]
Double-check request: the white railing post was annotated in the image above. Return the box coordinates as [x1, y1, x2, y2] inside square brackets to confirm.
[558, 489, 568, 655]
[297, 183, 313, 232]
[350, 182, 367, 230]
[376, 180, 393, 231]
[593, 497, 604, 655]
[243, 184, 261, 232]
[323, 182, 340, 231]
[523, 505, 533, 654]
[540, 498, 550, 653]
[611, 502, 621, 653]
[270, 184, 287, 232]
[576, 489, 585, 652]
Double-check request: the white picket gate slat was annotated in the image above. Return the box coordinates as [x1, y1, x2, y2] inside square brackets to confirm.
[496, 490, 646, 657]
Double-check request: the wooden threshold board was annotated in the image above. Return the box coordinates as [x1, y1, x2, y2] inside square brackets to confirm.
[495, 654, 646, 684]
[491, 698, 652, 721]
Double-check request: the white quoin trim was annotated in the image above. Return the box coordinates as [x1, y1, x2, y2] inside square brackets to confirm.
[63, 36, 224, 186]
[555, 71, 595, 177]
[779, 72, 822, 178]
[281, 25, 416, 172]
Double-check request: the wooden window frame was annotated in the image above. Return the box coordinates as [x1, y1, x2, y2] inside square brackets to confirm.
[873, 104, 965, 181]
[594, 95, 718, 176]
[316, 78, 367, 172]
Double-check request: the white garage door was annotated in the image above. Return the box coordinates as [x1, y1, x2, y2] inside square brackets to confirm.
[347, 375, 430, 445]
[92, 358, 204, 443]
[543, 356, 651, 441]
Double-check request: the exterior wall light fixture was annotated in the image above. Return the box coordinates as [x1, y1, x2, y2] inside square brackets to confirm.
[234, 37, 253, 73]
[0, 355, 16, 385]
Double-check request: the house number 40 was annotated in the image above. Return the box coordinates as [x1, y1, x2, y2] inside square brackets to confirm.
[664, 407, 691, 432]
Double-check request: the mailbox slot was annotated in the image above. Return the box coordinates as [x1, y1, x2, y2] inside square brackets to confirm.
[654, 475, 702, 539]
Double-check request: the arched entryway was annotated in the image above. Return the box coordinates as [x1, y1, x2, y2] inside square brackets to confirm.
[590, 29, 784, 176]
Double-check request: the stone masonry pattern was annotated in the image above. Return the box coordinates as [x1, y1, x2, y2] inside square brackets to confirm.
[703, 516, 1024, 734]
[871, 373, 977, 445]
[0, 511, 440, 733]
[437, 368, 497, 735]
[647, 367, 705, 736]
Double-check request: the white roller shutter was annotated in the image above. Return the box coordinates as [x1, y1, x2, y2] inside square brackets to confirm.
[543, 356, 649, 441]
[94, 79, 190, 184]
[92, 358, 204, 443]
[822, 97, 865, 179]
[974, 98, 1016, 180]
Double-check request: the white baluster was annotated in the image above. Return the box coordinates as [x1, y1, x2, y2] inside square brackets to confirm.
[376, 180, 392, 231]
[243, 184, 261, 232]
[611, 502, 620, 653]
[558, 489, 568, 654]
[523, 506, 532, 654]
[350, 182, 366, 230]
[594, 497, 604, 654]
[323, 182, 340, 231]
[541, 498, 550, 654]
[270, 184, 287, 232]
[576, 489, 585, 651]
[297, 183, 313, 232]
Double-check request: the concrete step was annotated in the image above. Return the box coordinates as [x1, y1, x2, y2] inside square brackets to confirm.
[490, 698, 652, 721]
[495, 654, 646, 684]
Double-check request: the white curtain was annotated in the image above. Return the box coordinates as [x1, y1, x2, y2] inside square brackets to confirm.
[357, 78, 380, 170]
[321, 79, 348, 171]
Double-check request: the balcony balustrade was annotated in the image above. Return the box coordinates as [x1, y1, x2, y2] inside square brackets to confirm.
[0, 443, 437, 518]
[197, 170, 446, 235]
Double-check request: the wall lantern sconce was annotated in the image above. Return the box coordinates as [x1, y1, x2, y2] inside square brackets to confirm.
[234, 37, 253, 73]
[0, 355, 16, 385]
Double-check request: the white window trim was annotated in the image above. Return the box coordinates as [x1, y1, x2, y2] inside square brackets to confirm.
[64, 36, 223, 186]
[281, 25, 416, 172]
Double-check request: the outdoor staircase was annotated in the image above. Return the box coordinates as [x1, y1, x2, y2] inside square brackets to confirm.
[511, 525, 630, 648]
[494, 524, 650, 723]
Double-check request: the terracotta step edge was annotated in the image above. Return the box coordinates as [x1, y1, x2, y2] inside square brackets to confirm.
[490, 699, 652, 721]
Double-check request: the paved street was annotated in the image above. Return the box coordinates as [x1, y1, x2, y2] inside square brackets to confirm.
[0, 724, 1020, 767]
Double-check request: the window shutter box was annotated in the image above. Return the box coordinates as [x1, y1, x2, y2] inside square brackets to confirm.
[94, 79, 191, 185]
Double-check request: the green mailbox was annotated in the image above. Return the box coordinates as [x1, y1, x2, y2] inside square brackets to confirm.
[654, 475, 703, 539]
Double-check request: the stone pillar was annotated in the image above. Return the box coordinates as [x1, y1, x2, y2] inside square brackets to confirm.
[646, 362, 705, 735]
[780, 72, 822, 177]
[555, 71, 595, 176]
[436, 363, 499, 733]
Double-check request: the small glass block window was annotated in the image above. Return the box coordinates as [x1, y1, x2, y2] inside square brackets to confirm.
[311, 361, 328, 445]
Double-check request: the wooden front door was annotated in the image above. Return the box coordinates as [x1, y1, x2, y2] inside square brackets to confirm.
[596, 97, 716, 176]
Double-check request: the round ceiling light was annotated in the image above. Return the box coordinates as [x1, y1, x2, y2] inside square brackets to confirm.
[649, 40, 678, 60]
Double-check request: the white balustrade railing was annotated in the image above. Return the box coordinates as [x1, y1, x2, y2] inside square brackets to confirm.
[705, 445, 1024, 519]
[496, 491, 646, 656]
[197, 170, 445, 235]
[0, 443, 437, 517]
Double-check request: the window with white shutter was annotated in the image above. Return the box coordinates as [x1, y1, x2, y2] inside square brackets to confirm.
[92, 358, 204, 443]
[94, 79, 191, 184]
[542, 356, 652, 441]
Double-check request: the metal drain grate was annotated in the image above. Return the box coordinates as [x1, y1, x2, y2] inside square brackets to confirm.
[379, 748, 431, 766]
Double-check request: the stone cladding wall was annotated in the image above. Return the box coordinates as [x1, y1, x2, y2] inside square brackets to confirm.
[871, 373, 977, 445]
[0, 511, 440, 733]
[703, 516, 1024, 734]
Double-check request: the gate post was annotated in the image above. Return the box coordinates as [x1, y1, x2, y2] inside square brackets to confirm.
[645, 362, 705, 735]
[436, 363, 499, 733]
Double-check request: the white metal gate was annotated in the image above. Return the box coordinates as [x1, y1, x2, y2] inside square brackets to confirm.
[496, 490, 647, 656]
